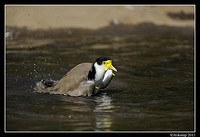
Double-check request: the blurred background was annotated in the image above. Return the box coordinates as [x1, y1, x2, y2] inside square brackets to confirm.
[6, 5, 195, 131]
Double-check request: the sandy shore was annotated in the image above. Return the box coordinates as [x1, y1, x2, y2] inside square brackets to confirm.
[5, 5, 194, 49]
[6, 5, 194, 30]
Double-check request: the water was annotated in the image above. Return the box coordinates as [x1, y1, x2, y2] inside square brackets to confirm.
[6, 34, 194, 131]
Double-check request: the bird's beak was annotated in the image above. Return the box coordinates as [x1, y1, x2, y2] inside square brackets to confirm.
[110, 64, 117, 72]
[104, 60, 117, 72]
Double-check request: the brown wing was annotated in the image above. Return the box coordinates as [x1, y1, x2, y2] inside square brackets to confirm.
[52, 63, 93, 95]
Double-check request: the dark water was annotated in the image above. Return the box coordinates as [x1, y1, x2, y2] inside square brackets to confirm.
[6, 34, 194, 131]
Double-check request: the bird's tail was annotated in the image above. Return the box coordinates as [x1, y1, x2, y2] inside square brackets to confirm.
[33, 79, 58, 93]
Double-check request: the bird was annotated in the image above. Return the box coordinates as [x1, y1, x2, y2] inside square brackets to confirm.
[34, 55, 117, 96]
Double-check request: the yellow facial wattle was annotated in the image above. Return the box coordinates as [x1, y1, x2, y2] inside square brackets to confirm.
[103, 60, 117, 72]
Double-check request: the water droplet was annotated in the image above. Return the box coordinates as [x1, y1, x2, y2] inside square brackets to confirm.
[160, 59, 168, 62]
[166, 68, 176, 71]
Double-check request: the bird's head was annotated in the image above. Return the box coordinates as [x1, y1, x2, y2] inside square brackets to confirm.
[88, 55, 117, 82]
[95, 55, 117, 72]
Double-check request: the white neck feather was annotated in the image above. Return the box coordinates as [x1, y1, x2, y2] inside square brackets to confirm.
[94, 62, 105, 82]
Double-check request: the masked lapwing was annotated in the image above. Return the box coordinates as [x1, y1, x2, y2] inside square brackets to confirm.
[34, 56, 117, 96]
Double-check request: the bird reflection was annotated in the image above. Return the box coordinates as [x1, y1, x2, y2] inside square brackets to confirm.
[59, 93, 115, 131]
[94, 93, 114, 131]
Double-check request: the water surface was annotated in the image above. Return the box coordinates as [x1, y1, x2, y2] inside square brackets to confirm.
[6, 34, 194, 131]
